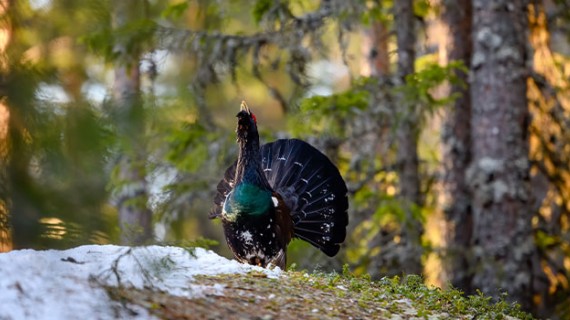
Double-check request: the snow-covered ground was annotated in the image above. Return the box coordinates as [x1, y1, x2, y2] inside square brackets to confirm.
[0, 245, 281, 320]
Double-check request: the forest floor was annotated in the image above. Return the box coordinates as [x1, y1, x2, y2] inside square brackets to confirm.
[105, 266, 532, 320]
[0, 244, 533, 320]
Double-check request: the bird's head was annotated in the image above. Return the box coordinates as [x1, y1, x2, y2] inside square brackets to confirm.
[236, 101, 258, 142]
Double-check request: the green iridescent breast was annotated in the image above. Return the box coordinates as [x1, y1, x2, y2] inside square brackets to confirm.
[222, 183, 272, 221]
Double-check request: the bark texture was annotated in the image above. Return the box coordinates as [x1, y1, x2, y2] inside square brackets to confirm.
[469, 0, 538, 309]
[1, 0, 40, 250]
[369, 21, 390, 77]
[441, 0, 473, 292]
[0, 0, 11, 252]
[113, 0, 152, 245]
[394, 0, 423, 275]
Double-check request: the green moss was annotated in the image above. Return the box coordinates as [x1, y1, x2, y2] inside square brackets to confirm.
[105, 263, 534, 320]
[284, 267, 533, 319]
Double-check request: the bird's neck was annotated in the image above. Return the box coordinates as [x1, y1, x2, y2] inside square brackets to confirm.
[224, 134, 272, 221]
[235, 134, 266, 187]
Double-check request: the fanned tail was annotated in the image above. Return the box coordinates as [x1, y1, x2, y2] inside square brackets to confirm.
[210, 163, 236, 219]
[260, 139, 349, 256]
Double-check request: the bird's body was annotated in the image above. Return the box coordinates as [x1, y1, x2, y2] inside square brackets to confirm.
[210, 102, 348, 268]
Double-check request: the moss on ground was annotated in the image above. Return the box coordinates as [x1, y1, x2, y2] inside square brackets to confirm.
[104, 267, 533, 320]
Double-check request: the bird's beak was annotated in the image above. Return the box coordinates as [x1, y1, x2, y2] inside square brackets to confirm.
[240, 100, 250, 114]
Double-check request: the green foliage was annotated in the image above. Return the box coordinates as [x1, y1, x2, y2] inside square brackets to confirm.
[80, 1, 157, 63]
[3, 61, 115, 248]
[165, 122, 211, 173]
[252, 0, 273, 25]
[81, 18, 157, 62]
[413, 0, 431, 19]
[397, 59, 467, 121]
[75, 2, 113, 60]
[360, 1, 392, 26]
[161, 2, 189, 20]
[289, 83, 370, 139]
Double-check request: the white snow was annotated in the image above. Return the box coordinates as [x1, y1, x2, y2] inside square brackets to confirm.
[0, 245, 281, 320]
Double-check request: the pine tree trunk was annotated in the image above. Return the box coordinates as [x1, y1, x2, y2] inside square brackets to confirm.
[113, 0, 152, 245]
[0, 0, 12, 252]
[369, 21, 390, 77]
[394, 0, 423, 275]
[441, 0, 473, 293]
[0, 0, 39, 250]
[470, 0, 538, 309]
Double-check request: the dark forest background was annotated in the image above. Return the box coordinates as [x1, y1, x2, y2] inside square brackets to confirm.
[1, 0, 570, 318]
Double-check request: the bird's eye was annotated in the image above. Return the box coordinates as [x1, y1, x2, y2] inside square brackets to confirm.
[251, 113, 257, 124]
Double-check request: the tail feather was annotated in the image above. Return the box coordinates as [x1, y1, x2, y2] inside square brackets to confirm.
[260, 139, 348, 257]
[295, 232, 340, 257]
[209, 160, 236, 219]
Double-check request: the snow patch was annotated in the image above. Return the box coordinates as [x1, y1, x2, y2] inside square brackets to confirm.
[0, 245, 281, 320]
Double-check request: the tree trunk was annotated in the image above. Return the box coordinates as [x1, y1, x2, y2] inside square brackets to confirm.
[113, 0, 152, 245]
[441, 0, 473, 293]
[469, 0, 539, 310]
[0, 0, 11, 252]
[394, 0, 423, 275]
[527, 3, 569, 316]
[369, 21, 390, 77]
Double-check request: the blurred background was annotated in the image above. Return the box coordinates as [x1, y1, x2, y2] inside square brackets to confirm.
[1, 0, 570, 318]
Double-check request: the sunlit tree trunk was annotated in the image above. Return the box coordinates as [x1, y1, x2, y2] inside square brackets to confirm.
[394, 0, 423, 275]
[441, 0, 473, 293]
[0, 0, 12, 252]
[112, 0, 152, 245]
[369, 21, 390, 77]
[349, 17, 394, 278]
[0, 1, 41, 249]
[470, 0, 539, 310]
[526, 3, 565, 316]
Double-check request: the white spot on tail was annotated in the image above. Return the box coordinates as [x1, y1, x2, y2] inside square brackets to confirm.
[271, 196, 279, 207]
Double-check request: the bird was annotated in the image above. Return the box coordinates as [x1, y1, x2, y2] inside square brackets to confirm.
[209, 101, 349, 269]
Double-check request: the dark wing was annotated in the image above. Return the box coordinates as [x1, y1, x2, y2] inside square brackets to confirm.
[271, 191, 294, 268]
